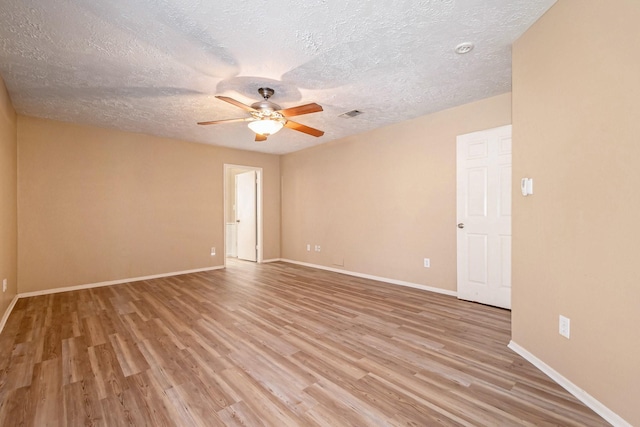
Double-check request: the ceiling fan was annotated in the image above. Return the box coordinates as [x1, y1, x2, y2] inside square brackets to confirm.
[198, 87, 324, 142]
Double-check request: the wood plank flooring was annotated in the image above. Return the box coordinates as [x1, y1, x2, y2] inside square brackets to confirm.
[0, 260, 609, 426]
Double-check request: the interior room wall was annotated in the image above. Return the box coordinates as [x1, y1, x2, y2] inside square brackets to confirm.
[281, 93, 511, 292]
[512, 0, 640, 424]
[0, 76, 17, 319]
[17, 116, 280, 294]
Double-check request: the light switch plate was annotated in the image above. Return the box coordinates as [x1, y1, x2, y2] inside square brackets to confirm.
[559, 315, 570, 338]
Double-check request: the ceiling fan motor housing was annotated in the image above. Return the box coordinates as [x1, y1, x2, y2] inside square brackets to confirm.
[251, 100, 281, 113]
[251, 88, 281, 113]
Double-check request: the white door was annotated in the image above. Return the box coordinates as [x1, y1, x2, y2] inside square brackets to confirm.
[456, 125, 512, 309]
[236, 171, 257, 262]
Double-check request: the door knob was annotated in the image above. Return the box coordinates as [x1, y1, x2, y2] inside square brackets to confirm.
[457, 223, 465, 229]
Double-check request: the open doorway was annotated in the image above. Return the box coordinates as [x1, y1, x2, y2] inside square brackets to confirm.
[224, 164, 263, 265]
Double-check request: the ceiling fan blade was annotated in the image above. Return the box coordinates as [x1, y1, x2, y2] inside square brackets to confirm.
[197, 117, 252, 125]
[284, 120, 324, 137]
[255, 134, 268, 142]
[215, 95, 257, 112]
[277, 103, 323, 117]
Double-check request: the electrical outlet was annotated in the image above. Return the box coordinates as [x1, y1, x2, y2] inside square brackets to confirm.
[2, 279, 6, 293]
[210, 247, 216, 256]
[423, 258, 430, 268]
[315, 245, 321, 252]
[559, 315, 570, 339]
[306, 244, 311, 251]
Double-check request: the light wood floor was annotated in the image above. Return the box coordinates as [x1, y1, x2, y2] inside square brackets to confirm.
[0, 260, 608, 426]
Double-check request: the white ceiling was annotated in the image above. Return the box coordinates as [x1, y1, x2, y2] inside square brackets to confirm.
[0, 0, 555, 154]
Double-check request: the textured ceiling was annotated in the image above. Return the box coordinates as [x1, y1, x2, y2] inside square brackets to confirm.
[0, 0, 556, 154]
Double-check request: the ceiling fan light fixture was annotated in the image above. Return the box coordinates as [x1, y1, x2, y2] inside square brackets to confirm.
[248, 118, 284, 136]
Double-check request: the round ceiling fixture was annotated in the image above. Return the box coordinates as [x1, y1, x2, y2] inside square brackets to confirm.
[455, 42, 474, 54]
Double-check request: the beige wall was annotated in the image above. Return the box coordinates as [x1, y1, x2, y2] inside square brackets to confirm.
[512, 1, 640, 424]
[18, 116, 280, 293]
[0, 76, 17, 318]
[281, 93, 511, 291]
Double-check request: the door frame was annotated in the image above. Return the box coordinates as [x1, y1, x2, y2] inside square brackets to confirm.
[223, 164, 263, 266]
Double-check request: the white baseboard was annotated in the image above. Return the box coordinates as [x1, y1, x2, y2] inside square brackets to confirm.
[0, 295, 19, 334]
[18, 265, 225, 299]
[261, 258, 282, 263]
[508, 340, 630, 427]
[280, 259, 457, 297]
